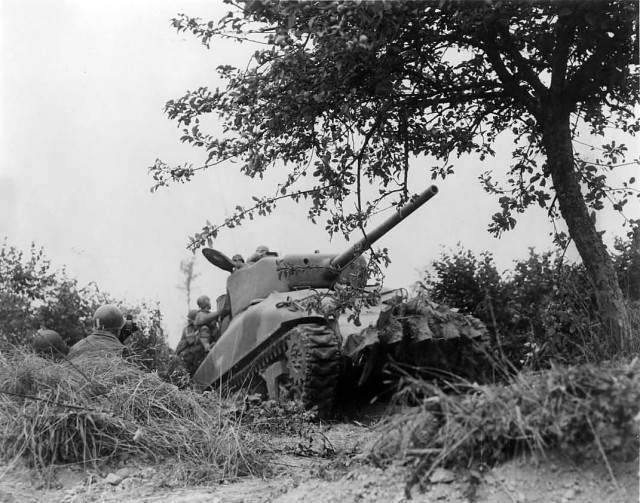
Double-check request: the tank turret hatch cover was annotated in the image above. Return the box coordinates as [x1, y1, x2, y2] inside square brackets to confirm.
[202, 248, 235, 272]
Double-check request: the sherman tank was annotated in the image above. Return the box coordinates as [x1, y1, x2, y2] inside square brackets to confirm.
[193, 185, 487, 417]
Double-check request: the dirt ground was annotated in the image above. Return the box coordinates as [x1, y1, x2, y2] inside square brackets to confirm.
[1, 421, 638, 503]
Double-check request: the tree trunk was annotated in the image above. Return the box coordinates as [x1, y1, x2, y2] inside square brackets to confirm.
[541, 113, 631, 351]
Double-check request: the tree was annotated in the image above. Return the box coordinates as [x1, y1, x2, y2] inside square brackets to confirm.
[152, 0, 639, 348]
[177, 255, 200, 309]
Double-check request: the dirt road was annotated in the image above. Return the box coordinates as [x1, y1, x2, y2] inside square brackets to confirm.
[1, 422, 637, 503]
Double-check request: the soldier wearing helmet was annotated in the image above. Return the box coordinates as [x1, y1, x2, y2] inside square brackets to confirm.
[176, 308, 203, 376]
[231, 254, 245, 270]
[176, 309, 198, 353]
[247, 245, 271, 264]
[68, 304, 127, 361]
[33, 329, 68, 359]
[194, 295, 230, 346]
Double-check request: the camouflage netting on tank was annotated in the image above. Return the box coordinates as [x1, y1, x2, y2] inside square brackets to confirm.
[339, 297, 491, 393]
[342, 297, 488, 361]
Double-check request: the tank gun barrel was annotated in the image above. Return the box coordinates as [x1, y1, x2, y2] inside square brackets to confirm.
[330, 185, 438, 271]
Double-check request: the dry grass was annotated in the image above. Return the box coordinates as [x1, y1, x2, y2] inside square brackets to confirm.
[0, 347, 270, 483]
[366, 359, 640, 490]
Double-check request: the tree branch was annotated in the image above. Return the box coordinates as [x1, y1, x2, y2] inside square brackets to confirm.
[481, 39, 541, 118]
[495, 22, 548, 98]
[549, 14, 577, 105]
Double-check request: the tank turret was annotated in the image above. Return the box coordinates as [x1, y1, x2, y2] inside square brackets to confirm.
[204, 185, 439, 317]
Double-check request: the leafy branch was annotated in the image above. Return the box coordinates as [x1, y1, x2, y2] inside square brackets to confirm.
[187, 185, 338, 250]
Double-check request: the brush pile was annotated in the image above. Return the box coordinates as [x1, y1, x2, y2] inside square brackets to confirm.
[366, 359, 640, 488]
[0, 347, 269, 482]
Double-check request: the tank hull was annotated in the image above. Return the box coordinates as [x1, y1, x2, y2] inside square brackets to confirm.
[193, 289, 329, 390]
[193, 283, 489, 418]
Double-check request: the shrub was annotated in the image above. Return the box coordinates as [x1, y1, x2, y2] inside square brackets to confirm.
[0, 240, 103, 347]
[419, 236, 637, 367]
[0, 239, 182, 383]
[0, 241, 57, 345]
[612, 223, 640, 301]
[507, 250, 599, 365]
[418, 246, 510, 330]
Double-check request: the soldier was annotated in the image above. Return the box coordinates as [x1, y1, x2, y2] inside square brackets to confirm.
[247, 245, 270, 264]
[119, 314, 140, 343]
[176, 297, 229, 377]
[176, 309, 199, 352]
[193, 295, 227, 347]
[175, 309, 203, 376]
[231, 254, 245, 270]
[67, 304, 127, 361]
[33, 329, 68, 359]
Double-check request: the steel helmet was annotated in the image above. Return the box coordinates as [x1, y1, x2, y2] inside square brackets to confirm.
[186, 309, 198, 322]
[93, 304, 126, 331]
[33, 329, 68, 355]
[196, 295, 211, 309]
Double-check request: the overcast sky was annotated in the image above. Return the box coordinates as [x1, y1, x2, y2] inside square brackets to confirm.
[1, 0, 638, 347]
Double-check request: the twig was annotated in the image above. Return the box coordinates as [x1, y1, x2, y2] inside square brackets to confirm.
[586, 416, 623, 497]
[405, 448, 442, 455]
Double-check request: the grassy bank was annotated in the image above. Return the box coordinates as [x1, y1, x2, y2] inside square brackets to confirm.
[2, 345, 639, 491]
[367, 359, 640, 490]
[0, 347, 269, 483]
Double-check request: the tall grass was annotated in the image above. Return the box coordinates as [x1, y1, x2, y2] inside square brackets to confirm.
[0, 347, 270, 483]
[367, 359, 640, 491]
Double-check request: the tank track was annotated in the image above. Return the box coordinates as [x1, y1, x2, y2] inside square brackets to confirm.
[284, 324, 342, 417]
[226, 323, 342, 417]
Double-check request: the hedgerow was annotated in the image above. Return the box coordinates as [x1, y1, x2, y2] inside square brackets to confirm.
[418, 230, 640, 366]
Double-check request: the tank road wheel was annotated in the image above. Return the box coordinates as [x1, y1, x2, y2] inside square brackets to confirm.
[284, 324, 342, 418]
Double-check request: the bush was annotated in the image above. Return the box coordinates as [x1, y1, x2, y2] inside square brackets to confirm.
[612, 224, 640, 301]
[0, 241, 57, 345]
[0, 239, 182, 383]
[419, 235, 638, 367]
[418, 245, 511, 347]
[124, 303, 190, 387]
[0, 240, 103, 347]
